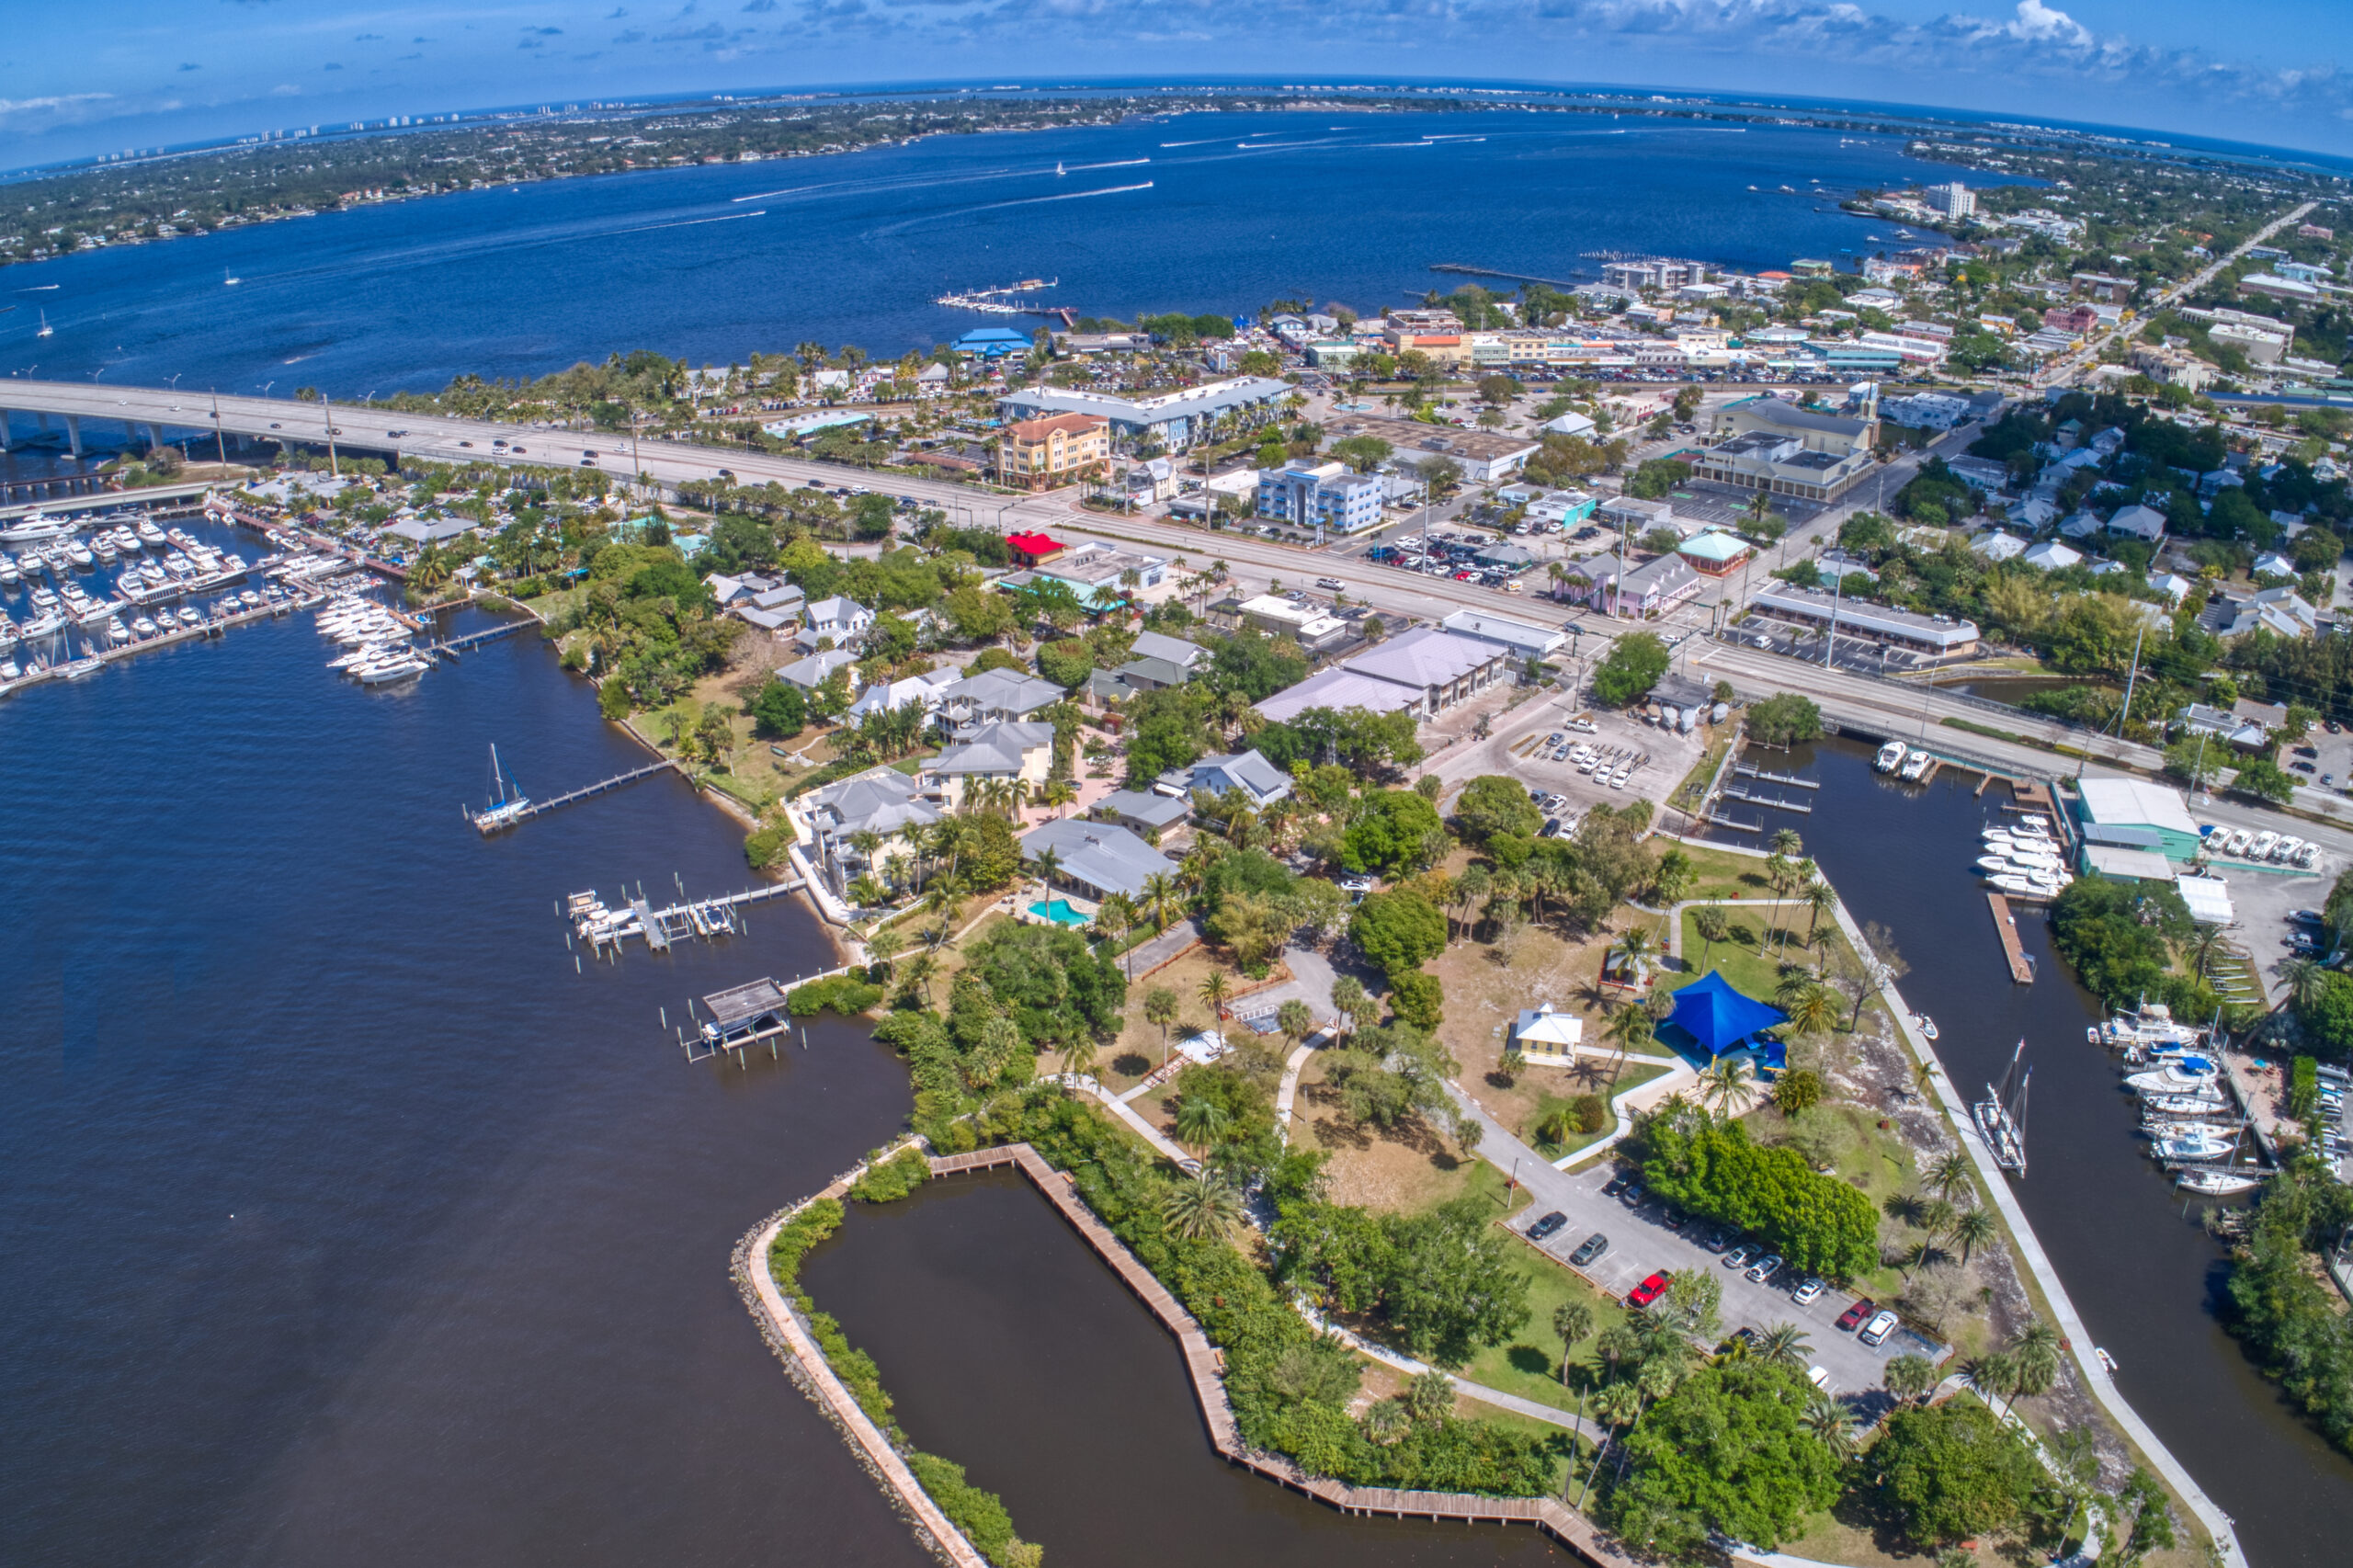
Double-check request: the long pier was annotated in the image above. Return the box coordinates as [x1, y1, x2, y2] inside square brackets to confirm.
[429, 619, 534, 659]
[1720, 783, 1813, 813]
[1732, 764, 1820, 790]
[1986, 892, 2037, 983]
[473, 759, 681, 833]
[567, 880, 807, 958]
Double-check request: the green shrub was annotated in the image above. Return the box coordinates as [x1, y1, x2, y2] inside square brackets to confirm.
[1572, 1093, 1608, 1134]
[789, 973, 886, 1017]
[851, 1148, 931, 1204]
[767, 1198, 843, 1292]
[597, 678, 631, 719]
[904, 1451, 1040, 1568]
[744, 824, 793, 871]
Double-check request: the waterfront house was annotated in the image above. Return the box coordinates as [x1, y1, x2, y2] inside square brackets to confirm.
[926, 721, 1055, 812]
[845, 667, 960, 722]
[997, 413, 1111, 492]
[1018, 818, 1180, 903]
[779, 647, 858, 694]
[934, 666, 1063, 729]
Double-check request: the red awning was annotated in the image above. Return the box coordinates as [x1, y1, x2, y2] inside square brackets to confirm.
[1006, 531, 1065, 557]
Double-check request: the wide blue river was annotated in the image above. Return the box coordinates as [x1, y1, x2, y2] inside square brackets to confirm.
[6, 107, 2343, 1568]
[2, 108, 1972, 398]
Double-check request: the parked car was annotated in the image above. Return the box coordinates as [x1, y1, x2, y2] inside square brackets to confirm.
[1602, 1173, 1629, 1198]
[1859, 1310, 1900, 1346]
[1626, 1271, 1671, 1310]
[1662, 1209, 1688, 1232]
[1745, 1253, 1784, 1283]
[1722, 1244, 1756, 1269]
[1702, 1228, 1736, 1254]
[1836, 1298, 1876, 1332]
[1791, 1277, 1827, 1305]
[1528, 1210, 1568, 1242]
[1570, 1233, 1610, 1267]
[1618, 1182, 1645, 1207]
[1718, 1326, 1758, 1356]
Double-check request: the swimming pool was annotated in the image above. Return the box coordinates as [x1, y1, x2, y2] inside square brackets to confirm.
[1029, 898, 1092, 927]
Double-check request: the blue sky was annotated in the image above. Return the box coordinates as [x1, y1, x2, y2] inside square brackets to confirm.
[4, 1, 2350, 166]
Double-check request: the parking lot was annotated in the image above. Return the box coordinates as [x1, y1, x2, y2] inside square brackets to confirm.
[2188, 830, 2335, 1010]
[1508, 1158, 1937, 1401]
[1503, 700, 1713, 823]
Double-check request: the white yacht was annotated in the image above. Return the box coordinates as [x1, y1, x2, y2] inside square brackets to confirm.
[1874, 739, 1907, 773]
[2178, 1168, 2260, 1197]
[135, 519, 165, 547]
[131, 616, 158, 638]
[2126, 1054, 2223, 1095]
[64, 539, 95, 569]
[2152, 1131, 2236, 1163]
[0, 514, 75, 545]
[1899, 752, 1932, 781]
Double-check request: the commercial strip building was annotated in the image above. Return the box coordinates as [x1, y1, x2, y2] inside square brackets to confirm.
[2072, 778, 2205, 864]
[1694, 397, 1879, 502]
[996, 376, 1290, 453]
[1439, 608, 1567, 663]
[1321, 415, 1540, 483]
[1747, 584, 1982, 656]
[1253, 624, 1512, 723]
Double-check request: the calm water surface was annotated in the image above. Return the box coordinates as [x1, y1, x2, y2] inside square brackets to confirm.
[801, 1168, 1573, 1568]
[1728, 737, 2353, 1566]
[0, 586, 925, 1568]
[0, 109, 1991, 401]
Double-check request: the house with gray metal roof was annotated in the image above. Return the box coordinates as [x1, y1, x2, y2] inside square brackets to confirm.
[1440, 609, 1566, 662]
[925, 721, 1054, 812]
[934, 667, 1063, 728]
[779, 648, 858, 692]
[1253, 625, 1508, 722]
[1093, 789, 1190, 837]
[1186, 750, 1292, 808]
[1020, 818, 1181, 902]
[1129, 630, 1207, 669]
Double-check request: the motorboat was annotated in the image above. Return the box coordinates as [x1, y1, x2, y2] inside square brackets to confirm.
[1900, 752, 1932, 781]
[2271, 836, 2303, 864]
[90, 535, 117, 563]
[2143, 1088, 2227, 1115]
[104, 619, 128, 644]
[2299, 844, 2321, 869]
[1990, 873, 2036, 896]
[64, 540, 95, 569]
[1913, 1014, 1938, 1041]
[357, 653, 428, 684]
[2249, 831, 2279, 859]
[2126, 1055, 2222, 1095]
[135, 519, 165, 546]
[2153, 1131, 2236, 1163]
[176, 607, 205, 628]
[2095, 1001, 2205, 1051]
[1977, 855, 2017, 874]
[1875, 739, 1907, 773]
[131, 616, 157, 637]
[2178, 1168, 2260, 1197]
[0, 514, 75, 545]
[2222, 828, 2252, 856]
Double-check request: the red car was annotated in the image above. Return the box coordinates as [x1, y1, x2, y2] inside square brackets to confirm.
[1626, 1271, 1670, 1310]
[1836, 1298, 1877, 1333]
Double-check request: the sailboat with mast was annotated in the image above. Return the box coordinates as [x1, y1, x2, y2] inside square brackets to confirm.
[466, 744, 532, 834]
[1974, 1039, 2030, 1176]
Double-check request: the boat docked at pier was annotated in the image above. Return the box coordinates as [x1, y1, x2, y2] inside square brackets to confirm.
[1874, 739, 1907, 773]
[0, 513, 75, 546]
[467, 745, 533, 832]
[2124, 1052, 2222, 1096]
[2178, 1167, 2261, 1197]
[1975, 1038, 2030, 1176]
[2091, 1000, 2206, 1051]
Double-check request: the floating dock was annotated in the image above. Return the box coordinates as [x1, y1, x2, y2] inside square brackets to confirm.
[1732, 764, 1820, 790]
[1720, 784, 1813, 813]
[567, 881, 805, 957]
[1986, 892, 2037, 983]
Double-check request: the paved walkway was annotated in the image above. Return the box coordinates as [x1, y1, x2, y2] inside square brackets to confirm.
[1296, 1301, 1602, 1439]
[1043, 1072, 1195, 1166]
[1122, 915, 1202, 978]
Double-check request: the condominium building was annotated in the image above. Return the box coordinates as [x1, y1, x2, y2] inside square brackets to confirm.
[1256, 460, 1387, 536]
[997, 413, 1110, 491]
[1922, 182, 1975, 218]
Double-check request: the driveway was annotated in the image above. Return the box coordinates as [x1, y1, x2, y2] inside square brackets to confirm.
[1457, 1094, 1936, 1397]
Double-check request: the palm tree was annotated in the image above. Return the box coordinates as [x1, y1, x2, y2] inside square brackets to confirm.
[1699, 1056, 1757, 1117]
[1096, 891, 1136, 975]
[2007, 1319, 2063, 1407]
[1916, 1197, 1957, 1238]
[1802, 1395, 1856, 1460]
[1782, 983, 1840, 1045]
[1963, 1349, 2019, 1415]
[1692, 905, 1729, 972]
[1144, 986, 1181, 1062]
[1276, 999, 1315, 1053]
[1604, 1006, 1654, 1086]
[1553, 1302, 1594, 1386]
[2276, 953, 2326, 1013]
[1925, 1152, 1974, 1203]
[1173, 1094, 1232, 1154]
[1950, 1208, 1998, 1265]
[1769, 827, 1803, 859]
[901, 951, 939, 1008]
[866, 927, 905, 983]
[1038, 777, 1079, 818]
[1882, 1352, 1939, 1405]
[1198, 969, 1232, 1020]
[1060, 1036, 1099, 1084]
[1579, 1381, 1645, 1510]
[1756, 1323, 1813, 1368]
[1802, 880, 1839, 948]
[1142, 871, 1179, 935]
[1030, 845, 1063, 898]
[1159, 1169, 1245, 1241]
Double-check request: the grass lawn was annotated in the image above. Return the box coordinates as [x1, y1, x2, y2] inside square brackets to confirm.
[1102, 946, 1228, 1093]
[1669, 731, 1737, 812]
[1459, 1231, 1631, 1419]
[1668, 843, 1781, 903]
[1290, 1060, 1495, 1213]
[1523, 1061, 1674, 1159]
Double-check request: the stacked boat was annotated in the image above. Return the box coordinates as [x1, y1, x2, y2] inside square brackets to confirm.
[1975, 816, 2072, 899]
[2200, 822, 2321, 870]
[315, 593, 427, 685]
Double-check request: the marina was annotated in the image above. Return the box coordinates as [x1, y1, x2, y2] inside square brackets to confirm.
[1985, 892, 2038, 983]
[563, 880, 806, 958]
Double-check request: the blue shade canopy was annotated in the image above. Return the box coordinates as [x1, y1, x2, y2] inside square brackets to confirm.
[1668, 971, 1789, 1057]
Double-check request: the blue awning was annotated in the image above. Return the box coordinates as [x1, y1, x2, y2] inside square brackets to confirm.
[1667, 971, 1789, 1059]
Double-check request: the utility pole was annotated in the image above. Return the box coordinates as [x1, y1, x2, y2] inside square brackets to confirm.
[210, 391, 226, 467]
[319, 391, 338, 478]
[1822, 570, 1844, 668]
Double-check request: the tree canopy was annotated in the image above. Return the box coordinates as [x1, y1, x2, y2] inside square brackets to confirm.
[1612, 1360, 1844, 1556]
[1870, 1398, 2044, 1547]
[1592, 632, 1670, 708]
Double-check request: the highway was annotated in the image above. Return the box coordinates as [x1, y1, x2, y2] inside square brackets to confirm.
[2034, 199, 2317, 390]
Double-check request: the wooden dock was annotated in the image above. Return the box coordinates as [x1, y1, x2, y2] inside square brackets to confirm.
[1721, 783, 1813, 813]
[1986, 892, 2036, 983]
[475, 759, 680, 833]
[428, 618, 534, 659]
[1733, 764, 1820, 790]
[924, 1145, 1643, 1567]
[569, 879, 807, 959]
